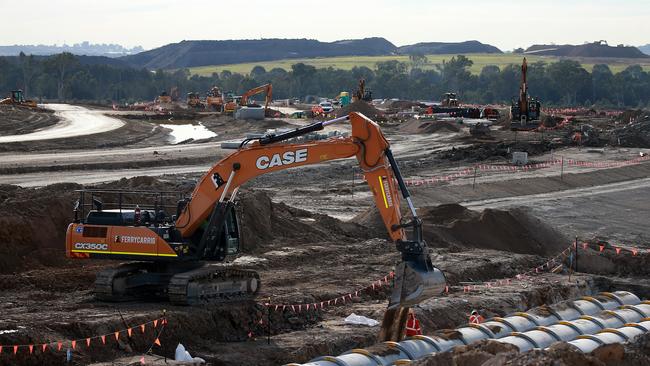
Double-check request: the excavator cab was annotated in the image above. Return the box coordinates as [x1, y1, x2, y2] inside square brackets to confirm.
[11, 90, 25, 103]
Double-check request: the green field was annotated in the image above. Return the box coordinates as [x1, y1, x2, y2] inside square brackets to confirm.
[189, 53, 650, 76]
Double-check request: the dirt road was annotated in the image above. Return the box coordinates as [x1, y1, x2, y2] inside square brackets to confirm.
[0, 104, 124, 143]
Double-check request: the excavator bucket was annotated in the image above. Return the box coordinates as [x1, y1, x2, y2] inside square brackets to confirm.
[388, 257, 446, 309]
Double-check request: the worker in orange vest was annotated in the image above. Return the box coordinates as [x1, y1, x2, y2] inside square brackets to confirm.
[405, 309, 422, 337]
[469, 310, 485, 324]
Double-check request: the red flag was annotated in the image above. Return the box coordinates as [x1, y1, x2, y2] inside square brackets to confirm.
[0, 345, 3, 354]
[320, 302, 324, 308]
[599, 245, 605, 252]
[306, 304, 310, 310]
[71, 340, 76, 350]
[632, 248, 638, 256]
[42, 344, 47, 352]
[615, 247, 621, 255]
[13, 345, 18, 354]
[140, 356, 145, 365]
[140, 324, 146, 333]
[86, 338, 91, 347]
[29, 345, 33, 354]
[154, 338, 161, 346]
[57, 341, 62, 351]
[101, 335, 106, 344]
[114, 331, 120, 341]
[153, 319, 158, 328]
[128, 328, 132, 337]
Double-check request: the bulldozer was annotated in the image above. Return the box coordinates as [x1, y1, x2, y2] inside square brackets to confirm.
[205, 86, 224, 112]
[186, 92, 205, 109]
[0, 90, 37, 108]
[510, 58, 541, 131]
[65, 112, 446, 339]
[440, 93, 459, 107]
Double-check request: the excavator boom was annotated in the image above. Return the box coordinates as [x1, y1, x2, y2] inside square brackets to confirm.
[175, 112, 445, 307]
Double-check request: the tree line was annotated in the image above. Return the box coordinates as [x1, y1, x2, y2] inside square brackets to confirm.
[1, 52, 649, 108]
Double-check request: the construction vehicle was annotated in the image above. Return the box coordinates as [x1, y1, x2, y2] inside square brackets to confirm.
[240, 83, 272, 111]
[223, 92, 240, 114]
[156, 91, 172, 104]
[352, 79, 372, 103]
[440, 93, 459, 107]
[65, 112, 446, 310]
[510, 58, 541, 130]
[0, 90, 37, 108]
[187, 92, 205, 109]
[206, 86, 224, 112]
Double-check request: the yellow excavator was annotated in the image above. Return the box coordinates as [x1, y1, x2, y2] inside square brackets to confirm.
[0, 90, 37, 108]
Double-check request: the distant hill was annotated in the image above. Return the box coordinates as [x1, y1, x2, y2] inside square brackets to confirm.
[525, 42, 648, 58]
[120, 38, 398, 69]
[640, 44, 650, 55]
[0, 54, 131, 68]
[398, 41, 502, 55]
[0, 42, 143, 57]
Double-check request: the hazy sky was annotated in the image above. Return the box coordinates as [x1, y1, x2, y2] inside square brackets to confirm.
[1, 0, 648, 50]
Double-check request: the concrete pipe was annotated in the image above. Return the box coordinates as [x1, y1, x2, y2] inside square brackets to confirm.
[288, 292, 643, 366]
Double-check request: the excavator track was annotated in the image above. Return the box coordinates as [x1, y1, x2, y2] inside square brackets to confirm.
[168, 265, 260, 305]
[94, 263, 156, 302]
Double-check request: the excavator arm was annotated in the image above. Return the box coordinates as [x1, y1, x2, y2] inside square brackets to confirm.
[240, 83, 272, 110]
[175, 112, 446, 311]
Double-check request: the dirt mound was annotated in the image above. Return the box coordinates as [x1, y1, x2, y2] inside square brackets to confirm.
[0, 104, 59, 136]
[398, 119, 460, 134]
[237, 190, 369, 252]
[335, 101, 382, 119]
[352, 204, 568, 256]
[0, 177, 369, 274]
[0, 183, 80, 273]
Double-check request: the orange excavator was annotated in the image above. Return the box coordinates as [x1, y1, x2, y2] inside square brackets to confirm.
[510, 58, 541, 130]
[224, 84, 272, 116]
[65, 113, 445, 315]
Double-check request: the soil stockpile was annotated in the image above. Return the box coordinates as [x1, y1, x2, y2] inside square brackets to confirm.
[352, 204, 568, 256]
[237, 190, 370, 252]
[398, 119, 460, 134]
[0, 177, 369, 274]
[335, 101, 383, 119]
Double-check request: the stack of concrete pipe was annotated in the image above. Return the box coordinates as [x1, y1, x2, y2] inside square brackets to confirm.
[288, 291, 650, 366]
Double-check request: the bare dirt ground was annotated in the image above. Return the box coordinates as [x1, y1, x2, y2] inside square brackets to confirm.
[0, 106, 649, 365]
[0, 105, 59, 136]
